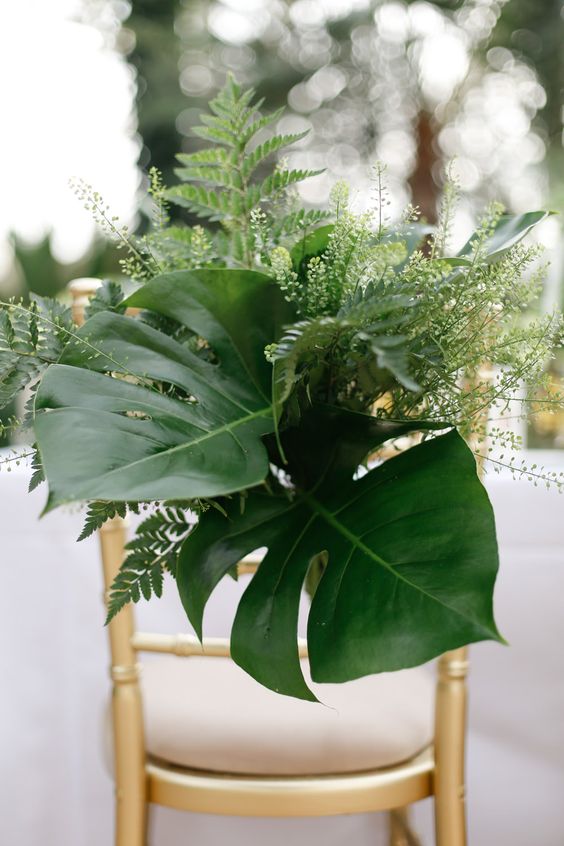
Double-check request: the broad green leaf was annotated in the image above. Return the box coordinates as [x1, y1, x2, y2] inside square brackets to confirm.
[386, 222, 434, 266]
[125, 269, 295, 399]
[264, 405, 442, 490]
[178, 413, 499, 700]
[33, 270, 293, 509]
[458, 211, 552, 263]
[306, 431, 500, 683]
[290, 224, 334, 271]
[440, 256, 474, 267]
[179, 407, 438, 633]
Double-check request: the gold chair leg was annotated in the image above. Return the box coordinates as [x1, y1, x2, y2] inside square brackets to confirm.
[115, 787, 147, 846]
[99, 518, 148, 846]
[434, 790, 466, 846]
[389, 808, 422, 846]
[434, 649, 468, 846]
[112, 679, 148, 846]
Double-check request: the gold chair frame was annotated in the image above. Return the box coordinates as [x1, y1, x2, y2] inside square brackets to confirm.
[70, 279, 468, 846]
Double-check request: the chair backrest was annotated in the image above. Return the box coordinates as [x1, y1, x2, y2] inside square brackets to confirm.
[68, 278, 468, 839]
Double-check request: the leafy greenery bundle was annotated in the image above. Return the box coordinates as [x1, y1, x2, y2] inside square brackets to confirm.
[1, 76, 562, 700]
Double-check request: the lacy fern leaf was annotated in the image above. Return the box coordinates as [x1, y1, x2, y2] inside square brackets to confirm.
[28, 446, 45, 492]
[241, 131, 309, 179]
[84, 281, 126, 320]
[105, 506, 193, 623]
[165, 73, 323, 266]
[77, 500, 130, 542]
[0, 297, 73, 411]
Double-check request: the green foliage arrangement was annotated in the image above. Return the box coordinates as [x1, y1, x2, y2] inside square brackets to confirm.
[1, 76, 562, 700]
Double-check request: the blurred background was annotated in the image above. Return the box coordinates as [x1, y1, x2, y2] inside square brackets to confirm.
[1, 3, 564, 845]
[1, 0, 564, 448]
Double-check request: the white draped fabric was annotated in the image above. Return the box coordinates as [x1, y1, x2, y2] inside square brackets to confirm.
[1, 454, 563, 845]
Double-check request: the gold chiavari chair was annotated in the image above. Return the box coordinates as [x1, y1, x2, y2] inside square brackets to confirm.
[69, 278, 468, 846]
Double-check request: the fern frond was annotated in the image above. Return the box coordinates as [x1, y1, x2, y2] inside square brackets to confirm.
[84, 281, 126, 320]
[176, 149, 233, 169]
[274, 209, 332, 238]
[192, 124, 238, 148]
[272, 316, 347, 404]
[77, 500, 130, 541]
[0, 297, 73, 411]
[174, 165, 243, 191]
[239, 107, 284, 147]
[250, 169, 324, 205]
[165, 74, 321, 267]
[28, 446, 45, 492]
[165, 184, 233, 221]
[105, 506, 193, 623]
[242, 132, 309, 180]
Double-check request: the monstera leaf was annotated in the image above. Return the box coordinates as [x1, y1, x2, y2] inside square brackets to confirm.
[178, 407, 501, 700]
[459, 211, 553, 263]
[33, 269, 294, 508]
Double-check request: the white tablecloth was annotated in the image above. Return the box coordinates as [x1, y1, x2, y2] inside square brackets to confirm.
[1, 458, 563, 845]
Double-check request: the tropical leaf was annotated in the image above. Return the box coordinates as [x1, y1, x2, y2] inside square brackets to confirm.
[290, 224, 334, 272]
[33, 269, 294, 509]
[387, 222, 434, 266]
[458, 211, 553, 263]
[177, 413, 501, 700]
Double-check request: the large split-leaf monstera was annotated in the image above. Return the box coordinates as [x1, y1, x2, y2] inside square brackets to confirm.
[33, 269, 501, 701]
[34, 269, 293, 507]
[177, 407, 501, 700]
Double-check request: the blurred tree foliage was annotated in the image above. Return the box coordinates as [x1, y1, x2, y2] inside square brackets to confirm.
[10, 235, 118, 300]
[122, 0, 562, 223]
[492, 0, 563, 146]
[125, 0, 185, 186]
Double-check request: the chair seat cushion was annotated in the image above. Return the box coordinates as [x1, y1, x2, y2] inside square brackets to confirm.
[141, 656, 434, 776]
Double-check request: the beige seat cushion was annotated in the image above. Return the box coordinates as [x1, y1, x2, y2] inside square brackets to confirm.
[141, 656, 434, 776]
